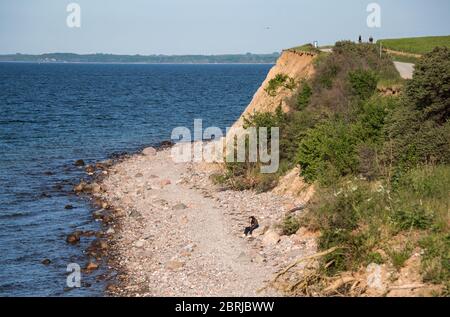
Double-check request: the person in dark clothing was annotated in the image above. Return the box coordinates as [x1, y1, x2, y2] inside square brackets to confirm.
[358, 35, 362, 43]
[244, 216, 259, 236]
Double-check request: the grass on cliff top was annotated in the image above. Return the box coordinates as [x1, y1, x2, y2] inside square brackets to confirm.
[378, 35, 450, 55]
[386, 52, 421, 64]
[290, 43, 321, 54]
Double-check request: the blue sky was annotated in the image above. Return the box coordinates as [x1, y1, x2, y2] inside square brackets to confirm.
[0, 0, 449, 54]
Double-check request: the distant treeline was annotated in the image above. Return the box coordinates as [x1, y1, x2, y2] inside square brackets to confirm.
[0, 52, 280, 64]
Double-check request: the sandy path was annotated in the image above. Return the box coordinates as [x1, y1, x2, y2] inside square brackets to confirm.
[393, 61, 414, 79]
[99, 147, 316, 296]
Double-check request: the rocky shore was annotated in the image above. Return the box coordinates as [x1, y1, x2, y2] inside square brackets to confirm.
[73, 144, 317, 296]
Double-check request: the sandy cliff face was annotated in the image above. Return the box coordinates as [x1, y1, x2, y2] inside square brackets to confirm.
[230, 50, 317, 132]
[224, 49, 318, 198]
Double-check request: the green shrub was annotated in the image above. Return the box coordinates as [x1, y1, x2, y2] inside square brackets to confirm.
[296, 81, 312, 111]
[420, 233, 450, 284]
[280, 215, 301, 236]
[391, 165, 450, 232]
[307, 41, 400, 119]
[405, 46, 450, 124]
[296, 120, 360, 184]
[279, 110, 318, 163]
[367, 252, 384, 265]
[348, 69, 378, 100]
[265, 73, 296, 96]
[393, 205, 433, 230]
[383, 104, 450, 176]
[355, 96, 397, 142]
[317, 64, 339, 89]
[388, 245, 413, 270]
[243, 105, 285, 132]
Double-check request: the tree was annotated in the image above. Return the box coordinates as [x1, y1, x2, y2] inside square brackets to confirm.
[406, 47, 450, 124]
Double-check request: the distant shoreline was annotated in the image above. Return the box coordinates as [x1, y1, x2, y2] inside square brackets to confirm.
[0, 52, 280, 65]
[0, 61, 276, 65]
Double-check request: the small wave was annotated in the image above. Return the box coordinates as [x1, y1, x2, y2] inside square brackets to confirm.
[0, 120, 39, 125]
[0, 211, 34, 220]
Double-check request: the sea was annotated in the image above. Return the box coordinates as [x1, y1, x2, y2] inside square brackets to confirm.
[0, 62, 271, 296]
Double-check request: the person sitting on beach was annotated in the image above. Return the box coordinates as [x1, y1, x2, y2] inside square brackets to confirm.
[244, 216, 259, 236]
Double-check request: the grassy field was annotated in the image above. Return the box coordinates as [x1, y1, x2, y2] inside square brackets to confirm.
[289, 43, 321, 54]
[378, 35, 450, 55]
[386, 52, 420, 64]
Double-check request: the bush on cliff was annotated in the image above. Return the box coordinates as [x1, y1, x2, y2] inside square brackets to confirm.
[265, 73, 296, 97]
[405, 46, 450, 124]
[296, 120, 360, 185]
[348, 69, 378, 100]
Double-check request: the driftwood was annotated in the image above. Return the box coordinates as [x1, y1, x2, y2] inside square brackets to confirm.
[257, 247, 341, 294]
[388, 284, 426, 290]
[286, 204, 307, 214]
[273, 247, 340, 282]
[323, 276, 356, 295]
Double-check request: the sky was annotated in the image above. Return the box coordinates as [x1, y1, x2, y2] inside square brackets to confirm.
[0, 0, 449, 55]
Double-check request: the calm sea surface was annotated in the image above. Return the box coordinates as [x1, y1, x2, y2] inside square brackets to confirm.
[0, 62, 271, 296]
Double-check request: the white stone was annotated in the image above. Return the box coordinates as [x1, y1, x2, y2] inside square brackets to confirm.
[262, 230, 281, 246]
[143, 147, 157, 156]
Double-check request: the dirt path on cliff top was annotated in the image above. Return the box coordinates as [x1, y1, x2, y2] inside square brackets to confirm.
[100, 147, 316, 296]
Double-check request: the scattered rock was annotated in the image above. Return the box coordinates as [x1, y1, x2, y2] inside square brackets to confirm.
[94, 239, 108, 250]
[66, 231, 81, 244]
[135, 172, 144, 178]
[129, 209, 142, 218]
[180, 215, 189, 225]
[74, 182, 102, 194]
[73, 182, 87, 193]
[53, 184, 64, 191]
[183, 243, 196, 253]
[173, 203, 188, 210]
[160, 179, 171, 186]
[165, 260, 184, 271]
[158, 140, 174, 149]
[252, 253, 265, 264]
[80, 230, 96, 237]
[154, 199, 168, 206]
[96, 161, 111, 170]
[236, 251, 251, 263]
[134, 240, 145, 248]
[366, 263, 390, 295]
[89, 183, 102, 194]
[143, 147, 157, 156]
[86, 239, 108, 256]
[106, 227, 115, 235]
[41, 259, 51, 265]
[262, 230, 281, 246]
[105, 284, 119, 293]
[74, 159, 85, 167]
[85, 165, 96, 174]
[85, 262, 99, 271]
[92, 210, 105, 219]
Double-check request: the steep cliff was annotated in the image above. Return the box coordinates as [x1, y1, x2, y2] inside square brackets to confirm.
[230, 49, 317, 132]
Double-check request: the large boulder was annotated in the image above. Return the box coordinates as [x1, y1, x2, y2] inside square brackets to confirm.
[262, 229, 281, 246]
[74, 159, 85, 167]
[142, 147, 157, 156]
